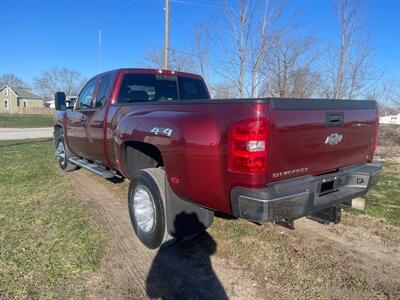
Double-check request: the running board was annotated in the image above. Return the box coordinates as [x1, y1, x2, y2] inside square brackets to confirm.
[69, 158, 115, 178]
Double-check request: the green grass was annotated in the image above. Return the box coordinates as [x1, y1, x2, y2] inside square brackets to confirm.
[0, 114, 54, 128]
[209, 218, 374, 299]
[352, 162, 400, 226]
[0, 139, 105, 298]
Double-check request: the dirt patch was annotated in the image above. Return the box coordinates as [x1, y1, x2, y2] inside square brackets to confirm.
[375, 145, 400, 163]
[296, 216, 400, 297]
[67, 168, 400, 299]
[378, 126, 400, 147]
[67, 171, 261, 299]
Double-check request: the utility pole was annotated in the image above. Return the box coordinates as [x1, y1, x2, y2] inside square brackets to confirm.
[163, 0, 169, 69]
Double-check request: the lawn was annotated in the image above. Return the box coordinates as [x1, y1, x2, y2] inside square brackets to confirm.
[354, 162, 400, 226]
[0, 139, 105, 298]
[0, 114, 54, 128]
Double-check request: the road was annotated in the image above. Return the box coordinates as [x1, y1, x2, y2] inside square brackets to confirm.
[0, 127, 53, 140]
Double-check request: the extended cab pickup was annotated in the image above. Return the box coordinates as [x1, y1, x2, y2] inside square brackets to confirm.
[54, 68, 382, 249]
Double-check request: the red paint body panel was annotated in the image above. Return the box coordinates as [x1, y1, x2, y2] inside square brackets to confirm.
[54, 68, 379, 215]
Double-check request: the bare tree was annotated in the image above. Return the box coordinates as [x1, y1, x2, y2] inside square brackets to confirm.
[383, 83, 400, 109]
[209, 0, 281, 98]
[261, 32, 322, 98]
[144, 45, 195, 72]
[192, 23, 211, 83]
[34, 67, 85, 99]
[326, 0, 377, 99]
[0, 73, 28, 88]
[209, 81, 237, 99]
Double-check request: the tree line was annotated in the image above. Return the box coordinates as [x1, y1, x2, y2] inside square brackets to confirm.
[144, 0, 399, 110]
[0, 68, 85, 100]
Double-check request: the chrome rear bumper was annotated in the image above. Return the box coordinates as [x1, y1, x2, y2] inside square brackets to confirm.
[230, 161, 383, 222]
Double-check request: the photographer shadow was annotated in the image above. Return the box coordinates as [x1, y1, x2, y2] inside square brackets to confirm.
[145, 212, 228, 300]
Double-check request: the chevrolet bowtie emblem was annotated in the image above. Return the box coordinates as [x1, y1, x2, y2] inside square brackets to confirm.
[325, 133, 343, 145]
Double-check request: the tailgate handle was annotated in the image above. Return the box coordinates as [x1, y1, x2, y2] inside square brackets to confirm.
[326, 112, 344, 127]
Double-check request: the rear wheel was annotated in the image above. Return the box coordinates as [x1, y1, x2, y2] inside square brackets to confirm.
[128, 168, 172, 249]
[55, 132, 78, 172]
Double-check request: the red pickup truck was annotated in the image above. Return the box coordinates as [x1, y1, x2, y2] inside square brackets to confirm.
[54, 68, 382, 249]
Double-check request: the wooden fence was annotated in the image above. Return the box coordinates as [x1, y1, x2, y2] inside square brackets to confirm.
[13, 107, 56, 115]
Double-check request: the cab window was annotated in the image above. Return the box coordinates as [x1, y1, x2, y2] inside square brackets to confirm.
[77, 79, 97, 109]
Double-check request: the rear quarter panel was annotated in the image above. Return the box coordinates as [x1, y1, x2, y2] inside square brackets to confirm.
[115, 101, 270, 213]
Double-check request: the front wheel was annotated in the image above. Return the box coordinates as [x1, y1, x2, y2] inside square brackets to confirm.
[128, 168, 172, 249]
[55, 133, 78, 172]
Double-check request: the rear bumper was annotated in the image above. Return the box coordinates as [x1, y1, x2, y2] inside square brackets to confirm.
[230, 161, 383, 222]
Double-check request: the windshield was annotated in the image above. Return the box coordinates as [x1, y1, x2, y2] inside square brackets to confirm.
[117, 73, 209, 103]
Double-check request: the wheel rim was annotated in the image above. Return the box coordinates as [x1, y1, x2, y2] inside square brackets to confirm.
[133, 186, 155, 233]
[56, 141, 66, 165]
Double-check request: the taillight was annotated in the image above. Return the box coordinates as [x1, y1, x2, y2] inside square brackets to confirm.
[158, 69, 175, 75]
[228, 119, 269, 174]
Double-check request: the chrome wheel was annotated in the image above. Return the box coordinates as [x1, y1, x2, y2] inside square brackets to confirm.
[56, 141, 66, 165]
[133, 186, 155, 233]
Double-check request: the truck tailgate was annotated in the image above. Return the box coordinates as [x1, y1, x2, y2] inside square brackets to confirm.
[267, 99, 378, 182]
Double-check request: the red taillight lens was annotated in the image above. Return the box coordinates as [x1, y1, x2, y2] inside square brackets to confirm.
[158, 69, 175, 75]
[228, 119, 269, 174]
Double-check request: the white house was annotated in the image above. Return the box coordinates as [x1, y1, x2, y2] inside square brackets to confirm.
[380, 113, 400, 125]
[45, 100, 55, 108]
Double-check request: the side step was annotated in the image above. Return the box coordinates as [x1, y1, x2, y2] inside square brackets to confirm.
[69, 157, 115, 178]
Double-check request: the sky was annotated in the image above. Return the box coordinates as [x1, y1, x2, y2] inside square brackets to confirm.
[1, 0, 399, 87]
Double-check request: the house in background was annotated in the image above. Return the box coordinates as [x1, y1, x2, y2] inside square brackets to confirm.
[0, 85, 44, 114]
[380, 113, 400, 125]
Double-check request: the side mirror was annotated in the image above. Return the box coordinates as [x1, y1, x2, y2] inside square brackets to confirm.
[55, 92, 66, 110]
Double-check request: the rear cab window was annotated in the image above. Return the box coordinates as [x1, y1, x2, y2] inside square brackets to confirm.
[117, 73, 209, 103]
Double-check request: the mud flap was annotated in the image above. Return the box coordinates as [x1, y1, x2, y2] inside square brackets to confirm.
[165, 182, 214, 239]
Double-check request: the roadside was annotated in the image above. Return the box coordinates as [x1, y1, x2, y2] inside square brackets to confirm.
[0, 127, 53, 140]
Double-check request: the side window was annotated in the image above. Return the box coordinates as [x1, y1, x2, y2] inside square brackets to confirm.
[95, 75, 111, 107]
[77, 79, 97, 109]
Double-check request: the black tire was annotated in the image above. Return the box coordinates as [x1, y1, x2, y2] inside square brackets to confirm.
[128, 168, 172, 249]
[56, 132, 78, 172]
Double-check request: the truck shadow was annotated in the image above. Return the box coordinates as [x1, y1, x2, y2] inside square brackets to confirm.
[145, 213, 228, 300]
